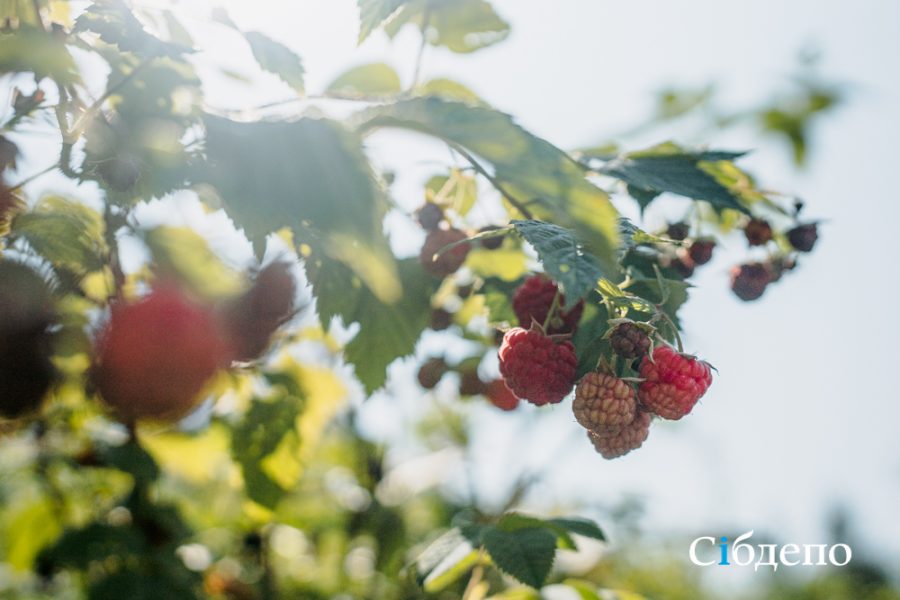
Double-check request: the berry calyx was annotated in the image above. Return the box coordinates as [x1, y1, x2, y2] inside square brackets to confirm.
[744, 218, 773, 246]
[572, 372, 637, 434]
[786, 222, 819, 252]
[417, 357, 447, 390]
[587, 411, 651, 459]
[730, 262, 772, 301]
[638, 345, 712, 420]
[688, 239, 715, 265]
[486, 379, 519, 411]
[512, 275, 584, 335]
[93, 284, 231, 422]
[498, 326, 577, 406]
[419, 228, 470, 278]
[609, 322, 651, 359]
[415, 202, 444, 231]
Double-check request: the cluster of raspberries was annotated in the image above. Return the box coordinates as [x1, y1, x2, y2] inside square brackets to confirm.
[496, 276, 713, 459]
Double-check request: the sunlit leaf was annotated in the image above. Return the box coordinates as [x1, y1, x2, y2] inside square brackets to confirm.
[327, 62, 401, 97]
[243, 31, 305, 93]
[384, 0, 510, 54]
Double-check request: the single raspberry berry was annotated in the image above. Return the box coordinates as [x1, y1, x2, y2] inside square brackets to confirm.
[478, 225, 504, 250]
[688, 239, 715, 265]
[417, 357, 447, 390]
[672, 253, 695, 278]
[459, 368, 488, 396]
[486, 379, 520, 411]
[587, 411, 651, 459]
[429, 308, 453, 331]
[419, 228, 470, 278]
[93, 285, 231, 422]
[221, 262, 296, 361]
[666, 222, 690, 241]
[744, 218, 773, 246]
[786, 223, 818, 252]
[609, 322, 651, 359]
[638, 345, 712, 420]
[498, 327, 577, 406]
[573, 372, 637, 434]
[730, 262, 772, 301]
[416, 202, 444, 231]
[512, 275, 584, 335]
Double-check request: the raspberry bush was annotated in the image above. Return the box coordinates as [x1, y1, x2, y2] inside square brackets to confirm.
[0, 1, 833, 597]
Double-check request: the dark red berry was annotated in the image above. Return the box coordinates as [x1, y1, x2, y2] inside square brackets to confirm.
[730, 262, 772, 301]
[417, 358, 447, 390]
[419, 228, 470, 278]
[478, 225, 504, 250]
[429, 308, 453, 331]
[609, 322, 651, 359]
[688, 239, 715, 265]
[459, 369, 488, 396]
[415, 202, 444, 231]
[744, 218, 773, 246]
[512, 275, 584, 335]
[786, 223, 818, 252]
[672, 253, 695, 278]
[667, 222, 690, 241]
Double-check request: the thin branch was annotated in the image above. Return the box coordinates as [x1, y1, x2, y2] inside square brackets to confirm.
[8, 163, 57, 191]
[69, 59, 151, 138]
[410, 7, 431, 91]
[448, 143, 534, 219]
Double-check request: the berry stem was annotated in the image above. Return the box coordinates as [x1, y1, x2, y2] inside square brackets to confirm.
[542, 289, 562, 332]
[656, 310, 684, 353]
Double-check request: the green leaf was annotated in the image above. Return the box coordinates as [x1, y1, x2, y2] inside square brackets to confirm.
[414, 527, 471, 585]
[202, 115, 399, 303]
[97, 438, 161, 485]
[75, 0, 186, 57]
[357, 0, 410, 43]
[11, 197, 106, 276]
[231, 392, 302, 509]
[327, 63, 401, 98]
[511, 220, 606, 301]
[355, 97, 619, 271]
[384, 0, 510, 54]
[242, 31, 305, 93]
[5, 499, 62, 570]
[572, 302, 610, 379]
[416, 78, 484, 104]
[598, 142, 750, 214]
[482, 525, 556, 588]
[0, 26, 79, 83]
[40, 523, 146, 571]
[545, 517, 606, 542]
[142, 226, 243, 299]
[306, 258, 436, 394]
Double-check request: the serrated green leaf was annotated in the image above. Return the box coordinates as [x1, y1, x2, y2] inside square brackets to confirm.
[384, 0, 509, 54]
[572, 302, 610, 378]
[511, 220, 605, 301]
[306, 257, 436, 394]
[242, 31, 304, 93]
[231, 392, 302, 509]
[202, 115, 399, 303]
[355, 98, 619, 272]
[327, 62, 401, 97]
[75, 0, 186, 57]
[482, 525, 556, 589]
[545, 517, 606, 542]
[599, 143, 750, 214]
[416, 78, 484, 104]
[0, 26, 79, 83]
[357, 0, 410, 43]
[11, 197, 106, 275]
[414, 527, 471, 585]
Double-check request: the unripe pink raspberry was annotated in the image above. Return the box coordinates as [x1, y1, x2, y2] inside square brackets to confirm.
[572, 372, 637, 434]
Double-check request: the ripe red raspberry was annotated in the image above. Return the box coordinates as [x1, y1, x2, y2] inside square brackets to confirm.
[744, 218, 773, 246]
[638, 345, 712, 420]
[486, 379, 520, 411]
[688, 239, 715, 265]
[93, 285, 231, 422]
[609, 322, 651, 359]
[730, 262, 772, 301]
[573, 372, 637, 434]
[221, 262, 296, 361]
[415, 202, 444, 231]
[587, 411, 651, 459]
[419, 228, 470, 278]
[417, 357, 447, 389]
[786, 222, 818, 252]
[498, 327, 577, 406]
[512, 275, 584, 334]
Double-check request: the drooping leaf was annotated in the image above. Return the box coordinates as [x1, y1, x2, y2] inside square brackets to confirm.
[11, 197, 106, 275]
[545, 517, 606, 542]
[416, 78, 484, 104]
[327, 62, 401, 97]
[306, 257, 436, 394]
[597, 142, 750, 214]
[75, 0, 187, 57]
[242, 31, 305, 93]
[355, 97, 619, 272]
[202, 114, 399, 302]
[511, 220, 606, 301]
[482, 525, 556, 588]
[384, 0, 510, 54]
[357, 0, 410, 43]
